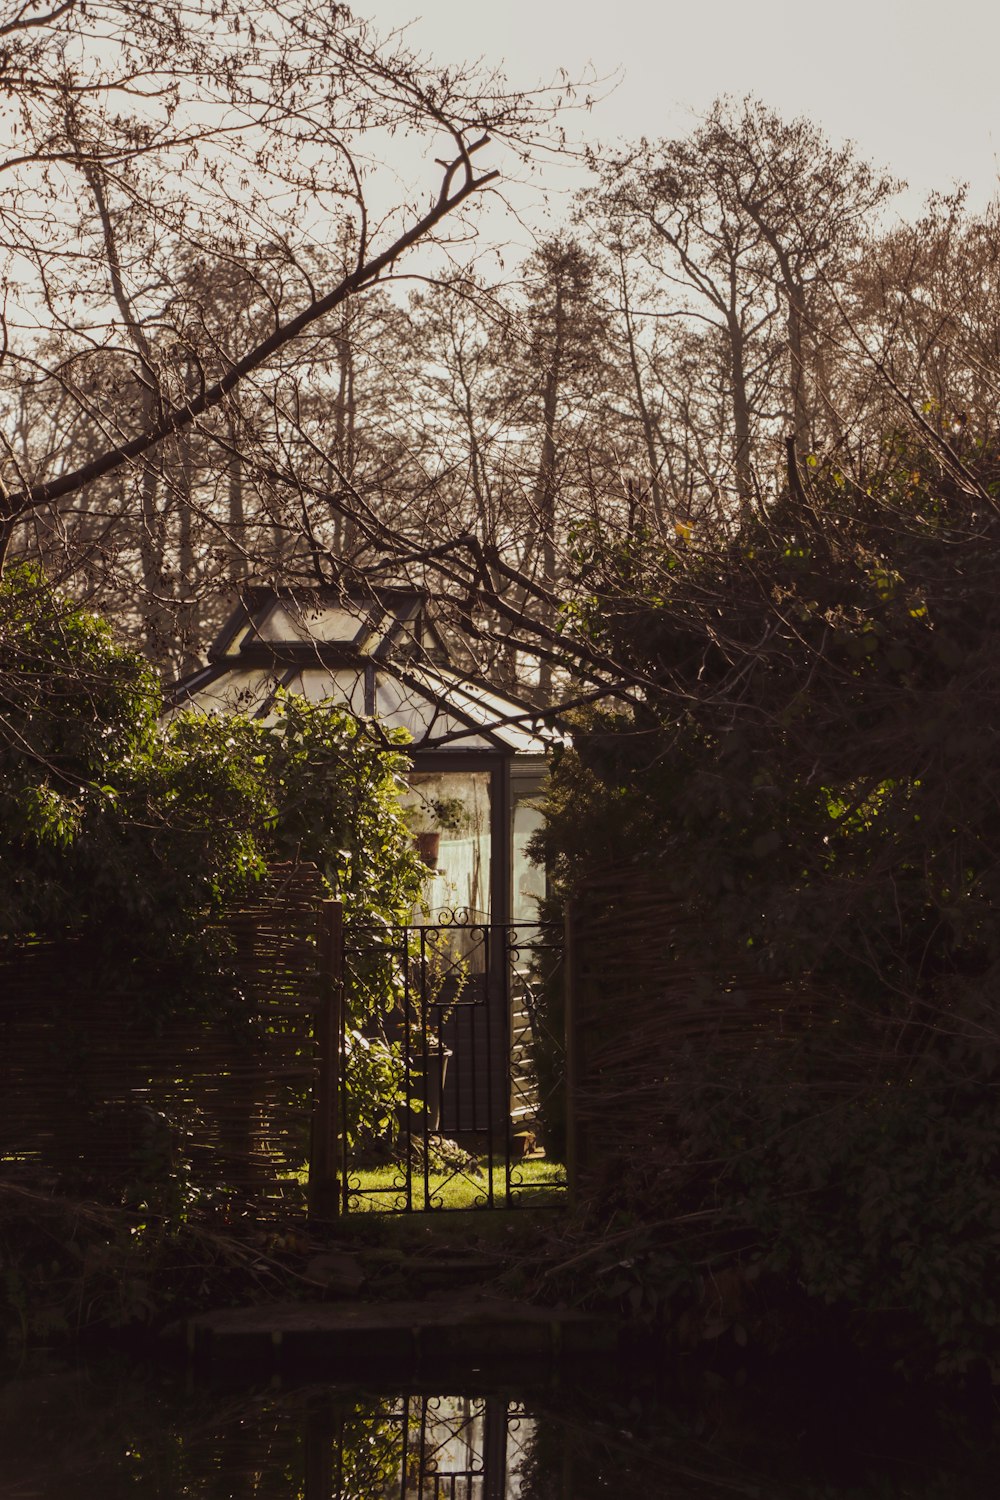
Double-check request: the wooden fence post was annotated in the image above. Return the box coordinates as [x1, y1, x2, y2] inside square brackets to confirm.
[309, 898, 343, 1220]
[563, 901, 579, 1207]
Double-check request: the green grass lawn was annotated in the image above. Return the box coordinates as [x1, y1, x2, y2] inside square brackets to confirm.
[342, 1156, 566, 1213]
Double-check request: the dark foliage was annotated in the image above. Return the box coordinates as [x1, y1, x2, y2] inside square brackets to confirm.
[0, 564, 422, 984]
[535, 441, 1000, 1377]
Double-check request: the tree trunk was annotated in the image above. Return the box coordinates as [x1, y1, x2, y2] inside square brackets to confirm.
[727, 312, 754, 506]
[139, 389, 169, 661]
[618, 253, 666, 531]
[532, 300, 562, 702]
[228, 434, 245, 581]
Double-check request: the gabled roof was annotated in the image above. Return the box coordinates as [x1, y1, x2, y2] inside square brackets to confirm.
[206, 585, 450, 665]
[167, 586, 560, 758]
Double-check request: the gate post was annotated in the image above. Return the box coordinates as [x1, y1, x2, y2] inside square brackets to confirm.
[564, 902, 580, 1206]
[309, 898, 343, 1220]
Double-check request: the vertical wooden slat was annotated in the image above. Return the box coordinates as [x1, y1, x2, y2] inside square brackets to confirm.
[303, 1401, 335, 1500]
[482, 1397, 509, 1500]
[308, 897, 343, 1220]
[563, 901, 579, 1206]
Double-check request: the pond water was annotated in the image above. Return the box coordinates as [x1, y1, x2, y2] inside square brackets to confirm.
[1, 1354, 997, 1498]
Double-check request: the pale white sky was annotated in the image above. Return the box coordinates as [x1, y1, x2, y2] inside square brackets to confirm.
[369, 0, 1000, 222]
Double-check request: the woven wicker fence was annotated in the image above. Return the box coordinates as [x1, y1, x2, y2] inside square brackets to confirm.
[566, 868, 821, 1201]
[0, 863, 324, 1219]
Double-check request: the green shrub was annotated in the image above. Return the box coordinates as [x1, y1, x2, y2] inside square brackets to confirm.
[536, 445, 1000, 1374]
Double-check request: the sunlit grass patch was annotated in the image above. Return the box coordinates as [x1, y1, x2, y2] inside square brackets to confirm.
[344, 1157, 566, 1213]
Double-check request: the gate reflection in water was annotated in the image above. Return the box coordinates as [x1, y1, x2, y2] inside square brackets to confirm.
[310, 1394, 531, 1500]
[340, 916, 565, 1213]
[4, 1364, 996, 1498]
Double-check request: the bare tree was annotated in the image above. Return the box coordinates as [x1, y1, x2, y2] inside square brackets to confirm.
[583, 98, 899, 509]
[0, 0, 563, 653]
[855, 191, 1000, 449]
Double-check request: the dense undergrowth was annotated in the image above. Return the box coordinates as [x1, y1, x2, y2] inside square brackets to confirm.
[0, 1179, 303, 1356]
[530, 439, 1000, 1383]
[0, 1172, 560, 1362]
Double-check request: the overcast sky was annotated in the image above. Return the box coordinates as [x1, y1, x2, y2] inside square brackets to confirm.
[369, 0, 1000, 222]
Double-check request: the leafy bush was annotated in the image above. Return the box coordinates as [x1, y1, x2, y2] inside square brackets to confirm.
[1, 564, 423, 971]
[537, 444, 1000, 1375]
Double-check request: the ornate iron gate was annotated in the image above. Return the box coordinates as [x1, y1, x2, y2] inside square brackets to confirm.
[304, 1394, 533, 1499]
[337, 915, 565, 1213]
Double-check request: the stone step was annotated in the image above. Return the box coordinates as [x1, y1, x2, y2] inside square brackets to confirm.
[178, 1296, 618, 1371]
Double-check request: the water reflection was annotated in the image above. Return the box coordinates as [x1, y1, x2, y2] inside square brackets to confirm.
[1, 1360, 997, 1499]
[304, 1394, 532, 1499]
[0, 1376, 534, 1500]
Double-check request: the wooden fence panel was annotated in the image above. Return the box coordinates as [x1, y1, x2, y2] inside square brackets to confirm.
[565, 870, 820, 1202]
[0, 863, 323, 1220]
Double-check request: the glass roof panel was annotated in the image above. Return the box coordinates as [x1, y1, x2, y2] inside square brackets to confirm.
[254, 600, 371, 645]
[169, 666, 284, 717]
[374, 674, 494, 749]
[410, 665, 559, 753]
[292, 667, 367, 717]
